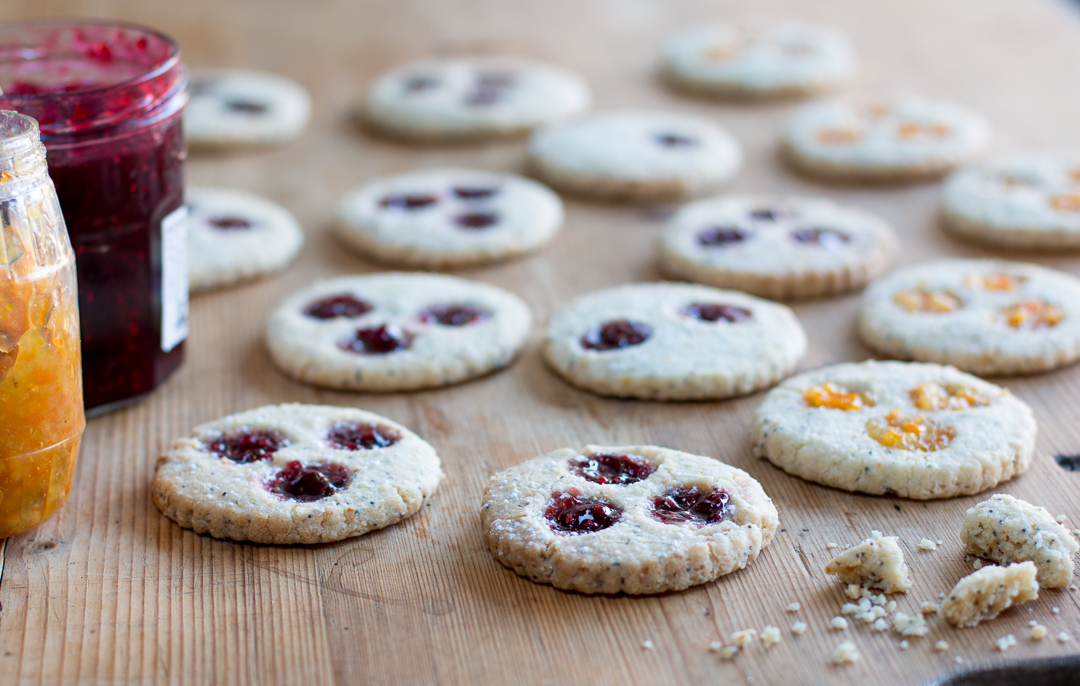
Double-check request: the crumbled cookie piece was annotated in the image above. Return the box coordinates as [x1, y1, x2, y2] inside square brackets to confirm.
[961, 494, 1079, 588]
[973, 559, 984, 570]
[832, 641, 860, 665]
[730, 629, 757, 647]
[871, 618, 890, 632]
[761, 626, 781, 648]
[918, 538, 938, 552]
[893, 611, 929, 636]
[939, 562, 1039, 627]
[921, 601, 940, 614]
[792, 621, 808, 635]
[830, 617, 849, 630]
[787, 602, 801, 612]
[1058, 631, 1072, 643]
[825, 533, 913, 593]
[1056, 514, 1068, 523]
[1031, 624, 1047, 640]
[1052, 606, 1060, 614]
[827, 541, 838, 549]
[709, 640, 723, 652]
[720, 645, 739, 660]
[935, 640, 949, 652]
[845, 584, 863, 600]
[995, 634, 1017, 652]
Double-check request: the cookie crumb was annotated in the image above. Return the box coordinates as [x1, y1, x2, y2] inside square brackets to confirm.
[832, 641, 860, 665]
[1031, 625, 1047, 640]
[886, 600, 898, 613]
[825, 533, 912, 593]
[1056, 514, 1067, 523]
[1058, 631, 1072, 643]
[642, 640, 654, 649]
[995, 634, 1017, 652]
[936, 539, 943, 546]
[845, 584, 862, 600]
[708, 641, 723, 652]
[761, 626, 781, 648]
[730, 629, 757, 647]
[840, 603, 860, 615]
[720, 645, 739, 660]
[920, 601, 940, 614]
[938, 592, 946, 599]
[893, 611, 929, 637]
[918, 538, 938, 551]
[830, 617, 849, 630]
[871, 617, 889, 632]
[955, 656, 964, 665]
[870, 530, 882, 540]
[972, 558, 984, 570]
[1052, 606, 1060, 614]
[935, 640, 949, 652]
[786, 602, 801, 612]
[827, 542, 838, 549]
[1071, 585, 1079, 592]
[791, 621, 808, 636]
[899, 640, 909, 650]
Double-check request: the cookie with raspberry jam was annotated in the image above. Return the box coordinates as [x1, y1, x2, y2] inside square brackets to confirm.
[528, 110, 743, 203]
[152, 403, 443, 544]
[941, 155, 1080, 250]
[185, 69, 312, 148]
[662, 21, 856, 99]
[857, 258, 1080, 375]
[481, 444, 779, 594]
[336, 168, 563, 268]
[783, 93, 990, 181]
[542, 282, 805, 400]
[188, 187, 304, 293]
[658, 194, 897, 299]
[753, 360, 1036, 499]
[266, 272, 531, 391]
[362, 56, 590, 141]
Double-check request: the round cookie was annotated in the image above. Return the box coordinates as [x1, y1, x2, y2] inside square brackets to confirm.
[857, 259, 1080, 375]
[528, 110, 743, 203]
[783, 94, 990, 182]
[941, 155, 1080, 250]
[658, 195, 898, 299]
[152, 403, 443, 544]
[336, 168, 563, 268]
[188, 187, 305, 293]
[266, 272, 532, 391]
[481, 444, 779, 594]
[753, 360, 1037, 499]
[185, 69, 312, 148]
[542, 282, 806, 400]
[363, 56, 590, 141]
[662, 21, 856, 99]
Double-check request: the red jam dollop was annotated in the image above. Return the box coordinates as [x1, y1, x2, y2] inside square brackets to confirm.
[545, 492, 622, 534]
[379, 194, 439, 209]
[655, 133, 698, 147]
[418, 304, 491, 326]
[569, 453, 655, 485]
[339, 325, 413, 355]
[207, 215, 253, 230]
[326, 422, 401, 450]
[697, 227, 750, 246]
[206, 429, 290, 464]
[454, 212, 499, 229]
[453, 186, 499, 200]
[266, 461, 351, 502]
[652, 487, 731, 525]
[682, 302, 752, 323]
[791, 227, 851, 248]
[303, 294, 374, 320]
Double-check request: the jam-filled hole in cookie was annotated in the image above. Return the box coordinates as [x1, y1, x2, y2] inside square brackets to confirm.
[569, 453, 655, 485]
[207, 215, 254, 230]
[967, 273, 1027, 292]
[1049, 194, 1080, 213]
[326, 422, 401, 451]
[790, 227, 851, 249]
[453, 212, 499, 230]
[580, 320, 653, 351]
[304, 294, 374, 320]
[749, 208, 784, 222]
[816, 128, 863, 143]
[452, 186, 500, 200]
[205, 428, 290, 464]
[909, 383, 990, 412]
[682, 302, 752, 323]
[266, 461, 352, 502]
[652, 487, 731, 526]
[1003, 301, 1065, 330]
[804, 382, 874, 411]
[893, 289, 962, 314]
[403, 75, 439, 92]
[225, 99, 269, 115]
[339, 325, 414, 355]
[654, 133, 699, 148]
[866, 409, 955, 452]
[896, 122, 950, 139]
[379, 194, 439, 210]
[417, 304, 492, 327]
[697, 227, 750, 247]
[545, 492, 622, 534]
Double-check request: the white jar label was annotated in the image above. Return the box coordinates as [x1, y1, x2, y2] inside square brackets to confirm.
[160, 204, 189, 353]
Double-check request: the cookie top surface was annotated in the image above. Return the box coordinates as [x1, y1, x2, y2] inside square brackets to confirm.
[336, 168, 563, 268]
[481, 444, 779, 594]
[542, 282, 806, 400]
[364, 57, 590, 139]
[151, 403, 443, 545]
[528, 110, 743, 195]
[266, 272, 532, 391]
[857, 258, 1080, 374]
[662, 21, 856, 96]
[784, 94, 990, 178]
[185, 69, 312, 147]
[754, 360, 1037, 499]
[942, 155, 1080, 248]
[659, 194, 897, 291]
[188, 186, 305, 292]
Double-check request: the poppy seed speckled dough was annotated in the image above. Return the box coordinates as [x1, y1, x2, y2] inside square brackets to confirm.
[185, 69, 312, 148]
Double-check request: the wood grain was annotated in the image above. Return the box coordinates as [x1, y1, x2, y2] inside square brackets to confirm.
[4, 0, 1080, 683]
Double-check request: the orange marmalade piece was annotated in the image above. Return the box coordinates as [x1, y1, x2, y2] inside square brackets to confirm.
[1003, 300, 1065, 330]
[866, 408, 955, 452]
[897, 122, 950, 139]
[816, 128, 862, 143]
[910, 383, 991, 411]
[1049, 194, 1080, 212]
[893, 289, 962, 314]
[966, 273, 1025, 292]
[804, 383, 874, 411]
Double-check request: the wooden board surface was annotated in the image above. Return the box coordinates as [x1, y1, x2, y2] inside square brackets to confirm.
[5, 0, 1080, 684]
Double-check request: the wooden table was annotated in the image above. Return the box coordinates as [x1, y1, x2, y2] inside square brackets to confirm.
[5, 0, 1080, 683]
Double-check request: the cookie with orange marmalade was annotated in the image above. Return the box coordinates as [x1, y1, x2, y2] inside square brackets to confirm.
[857, 259, 1080, 375]
[753, 360, 1036, 499]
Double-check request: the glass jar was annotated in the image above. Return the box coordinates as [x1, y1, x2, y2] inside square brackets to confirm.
[0, 20, 189, 414]
[0, 110, 85, 537]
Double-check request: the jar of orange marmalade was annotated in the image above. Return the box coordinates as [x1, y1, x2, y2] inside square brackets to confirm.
[0, 110, 84, 537]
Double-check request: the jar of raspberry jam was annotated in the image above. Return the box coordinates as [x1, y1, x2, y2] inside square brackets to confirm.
[0, 110, 85, 536]
[0, 20, 188, 414]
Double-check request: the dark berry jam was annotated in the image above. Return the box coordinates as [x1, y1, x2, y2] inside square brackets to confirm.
[418, 304, 492, 326]
[464, 71, 516, 106]
[205, 429, 290, 464]
[581, 320, 653, 351]
[326, 422, 401, 451]
[453, 186, 500, 200]
[749, 207, 784, 221]
[303, 294, 374, 320]
[266, 461, 351, 502]
[454, 212, 499, 229]
[791, 228, 851, 249]
[207, 215, 253, 230]
[652, 487, 730, 526]
[655, 133, 698, 147]
[403, 75, 439, 92]
[697, 227, 750, 246]
[545, 492, 621, 534]
[569, 453, 655, 485]
[225, 99, 268, 114]
[682, 302, 753, 323]
[339, 325, 413, 355]
[379, 194, 439, 210]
